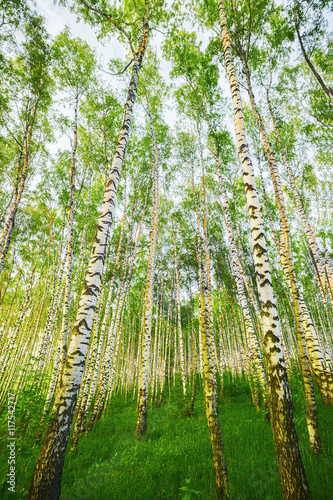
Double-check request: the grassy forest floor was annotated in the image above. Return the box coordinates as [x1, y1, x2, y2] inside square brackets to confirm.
[1, 372, 333, 500]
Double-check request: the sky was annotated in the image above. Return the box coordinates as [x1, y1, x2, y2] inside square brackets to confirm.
[34, 0, 184, 141]
[36, 0, 114, 52]
[35, 0, 127, 82]
[33, 0, 214, 126]
[34, 0, 172, 81]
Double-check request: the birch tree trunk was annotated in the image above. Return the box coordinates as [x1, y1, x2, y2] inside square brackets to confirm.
[27, 6, 149, 498]
[59, 92, 79, 371]
[266, 90, 329, 306]
[0, 95, 40, 273]
[240, 52, 322, 452]
[293, 2, 333, 98]
[217, 1, 311, 496]
[158, 278, 174, 407]
[214, 141, 268, 412]
[198, 136, 219, 398]
[199, 260, 229, 499]
[170, 217, 187, 400]
[136, 116, 159, 436]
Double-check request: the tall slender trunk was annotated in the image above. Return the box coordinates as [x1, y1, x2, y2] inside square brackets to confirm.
[151, 280, 163, 407]
[199, 259, 229, 499]
[59, 92, 80, 371]
[217, 1, 311, 497]
[198, 134, 218, 397]
[89, 185, 150, 428]
[214, 140, 268, 411]
[70, 284, 105, 449]
[0, 94, 40, 272]
[170, 217, 187, 399]
[191, 168, 205, 377]
[240, 48, 321, 452]
[27, 7, 149, 497]
[88, 205, 139, 429]
[266, 89, 329, 306]
[158, 278, 173, 407]
[136, 113, 159, 436]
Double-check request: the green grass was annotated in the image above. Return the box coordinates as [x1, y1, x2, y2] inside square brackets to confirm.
[1, 373, 333, 499]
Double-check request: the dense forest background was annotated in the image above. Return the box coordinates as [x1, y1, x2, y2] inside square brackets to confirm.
[0, 0, 333, 499]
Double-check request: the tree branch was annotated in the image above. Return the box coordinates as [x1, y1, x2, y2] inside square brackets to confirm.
[101, 58, 134, 76]
[77, 0, 135, 56]
[294, 3, 333, 98]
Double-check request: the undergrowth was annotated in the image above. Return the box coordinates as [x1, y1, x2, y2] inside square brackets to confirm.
[0, 371, 332, 499]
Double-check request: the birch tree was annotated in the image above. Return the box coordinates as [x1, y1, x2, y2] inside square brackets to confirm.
[189, 0, 312, 496]
[28, 1, 150, 497]
[0, 15, 52, 273]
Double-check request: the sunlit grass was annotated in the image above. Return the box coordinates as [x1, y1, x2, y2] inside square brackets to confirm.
[1, 372, 332, 499]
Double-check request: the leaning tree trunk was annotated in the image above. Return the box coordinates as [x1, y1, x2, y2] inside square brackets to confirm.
[267, 79, 333, 407]
[89, 182, 150, 430]
[266, 89, 328, 305]
[27, 6, 149, 498]
[59, 92, 80, 372]
[0, 95, 40, 273]
[241, 52, 322, 453]
[217, 1, 311, 497]
[215, 147, 268, 412]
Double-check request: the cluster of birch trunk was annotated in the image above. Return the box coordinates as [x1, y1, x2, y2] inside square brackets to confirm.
[0, 0, 332, 499]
